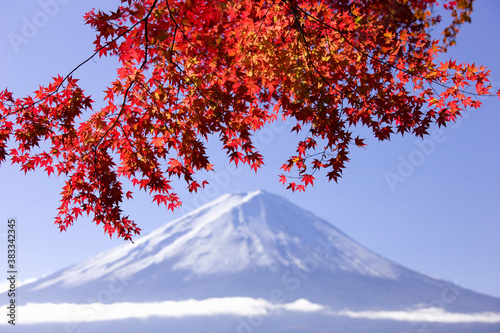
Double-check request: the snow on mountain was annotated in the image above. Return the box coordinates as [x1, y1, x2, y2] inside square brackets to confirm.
[31, 190, 400, 289]
[11, 190, 500, 315]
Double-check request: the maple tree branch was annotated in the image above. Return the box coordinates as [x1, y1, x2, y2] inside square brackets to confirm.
[7, 2, 159, 118]
[94, 0, 159, 152]
[285, 0, 347, 152]
[285, 0, 343, 98]
[1, 0, 494, 239]
[163, 0, 221, 110]
[84, 2, 160, 199]
[250, 0, 280, 48]
[292, 3, 493, 99]
[139, 2, 153, 71]
[167, 25, 178, 64]
[134, 79, 176, 138]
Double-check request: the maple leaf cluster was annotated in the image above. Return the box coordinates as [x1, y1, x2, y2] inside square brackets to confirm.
[0, 0, 497, 240]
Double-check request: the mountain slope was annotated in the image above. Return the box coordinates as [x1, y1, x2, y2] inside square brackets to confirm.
[14, 191, 500, 313]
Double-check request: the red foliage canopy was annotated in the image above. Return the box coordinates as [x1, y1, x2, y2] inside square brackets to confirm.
[0, 0, 496, 240]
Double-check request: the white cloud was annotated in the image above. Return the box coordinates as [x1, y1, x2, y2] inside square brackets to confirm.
[334, 307, 500, 323]
[280, 298, 325, 312]
[0, 297, 324, 324]
[1, 298, 499, 325]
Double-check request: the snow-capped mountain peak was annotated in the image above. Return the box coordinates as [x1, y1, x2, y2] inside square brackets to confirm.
[33, 190, 401, 292]
[10, 190, 500, 327]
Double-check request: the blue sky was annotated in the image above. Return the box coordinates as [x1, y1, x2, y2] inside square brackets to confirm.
[0, 0, 499, 299]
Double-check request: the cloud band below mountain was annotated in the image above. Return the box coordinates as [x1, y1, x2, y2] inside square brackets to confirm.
[1, 298, 500, 325]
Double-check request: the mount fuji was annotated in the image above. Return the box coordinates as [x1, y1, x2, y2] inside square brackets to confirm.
[3, 190, 500, 332]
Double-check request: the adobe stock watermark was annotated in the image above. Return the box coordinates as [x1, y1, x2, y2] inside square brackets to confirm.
[7, 0, 71, 54]
[384, 110, 472, 192]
